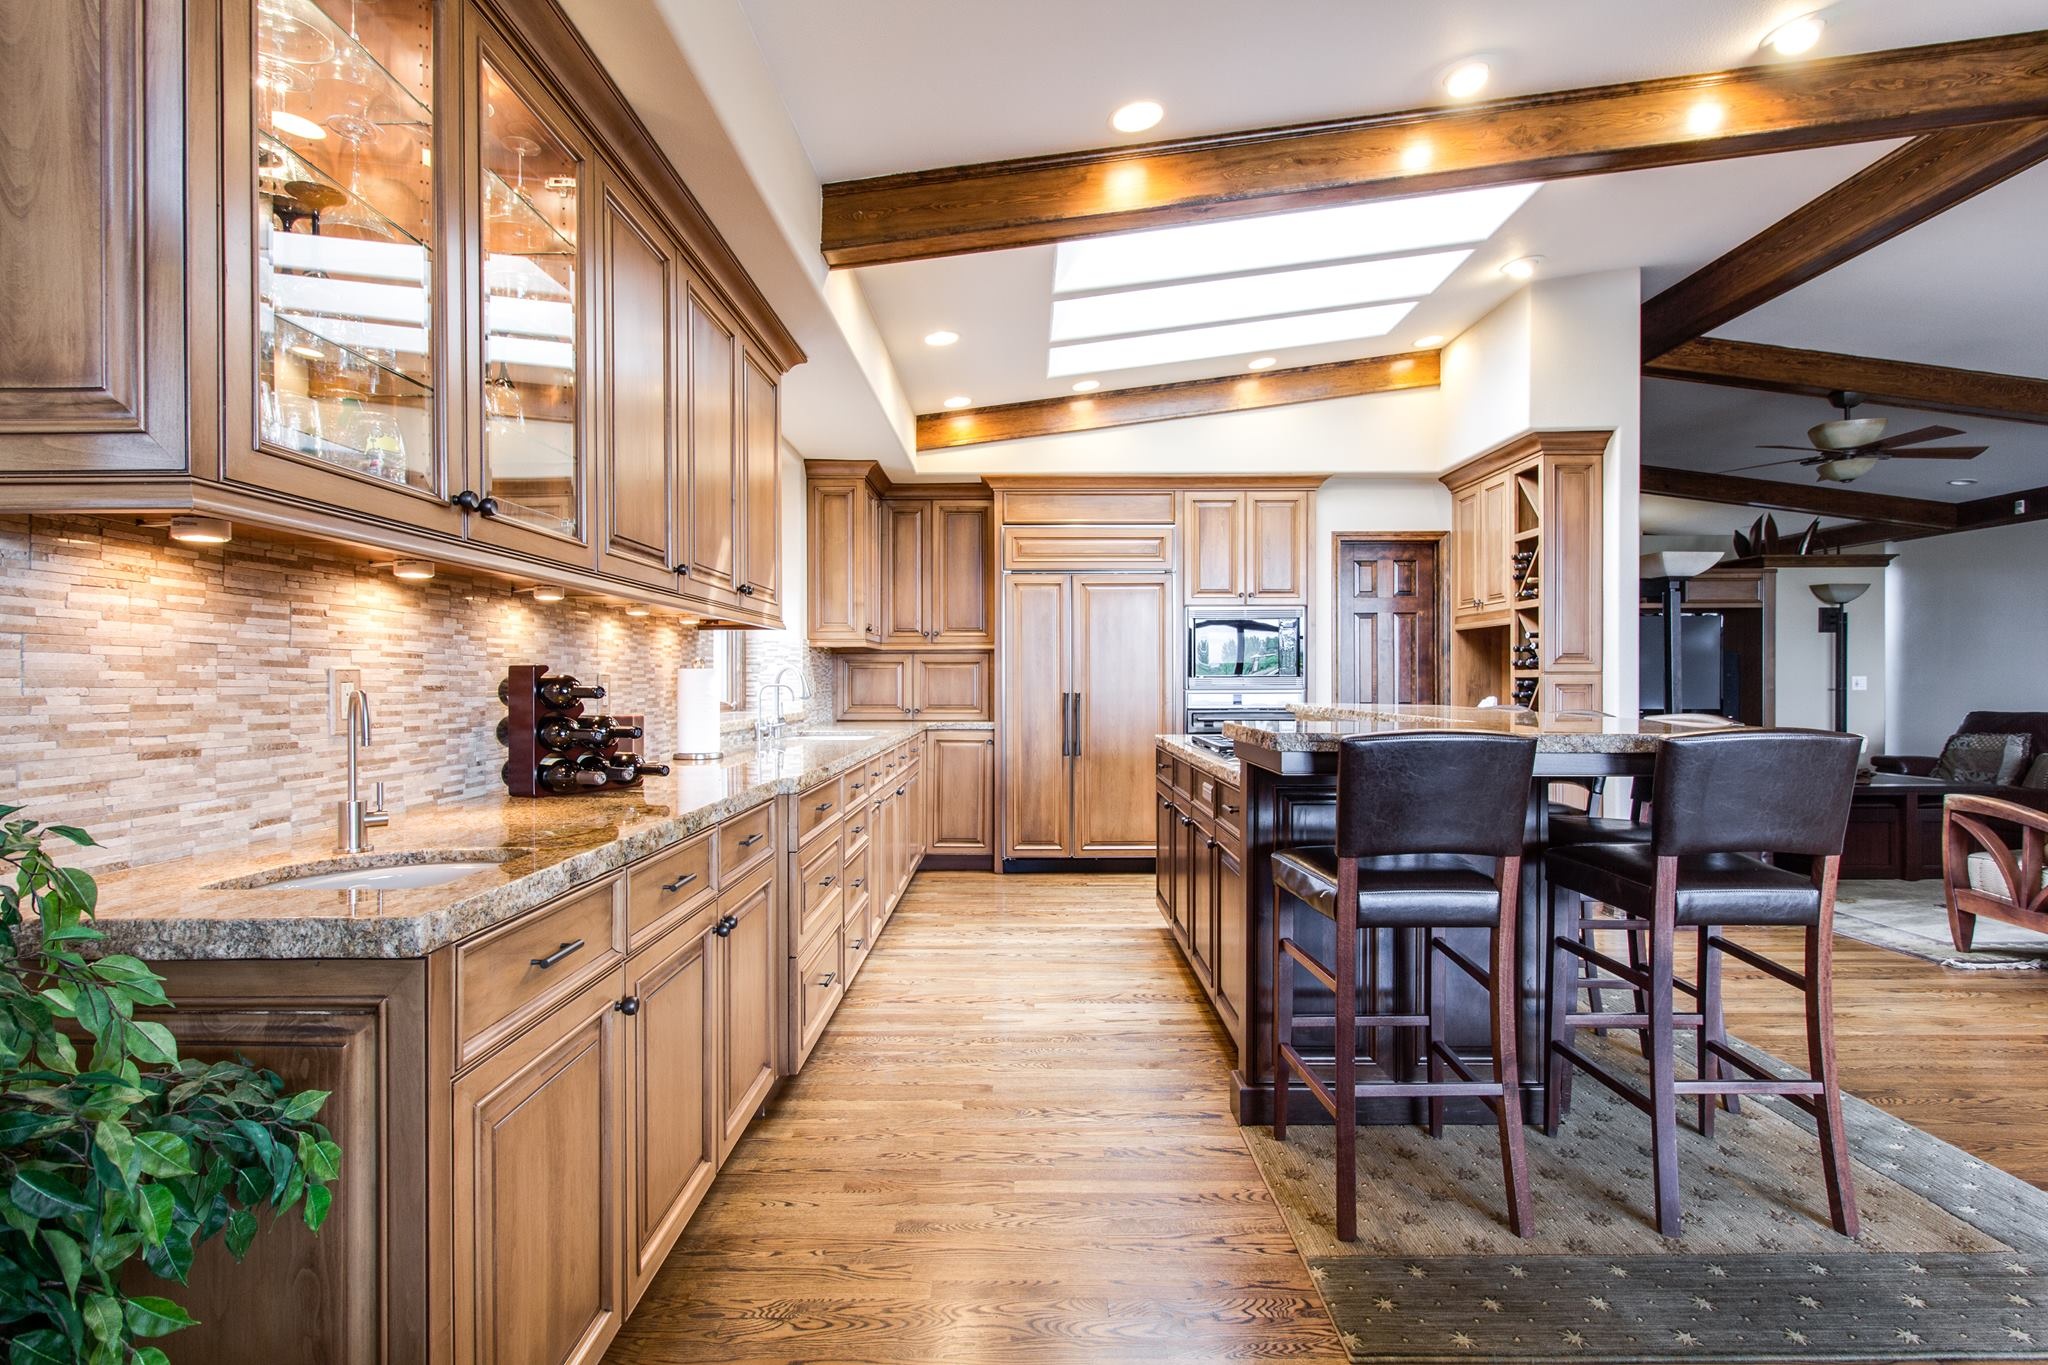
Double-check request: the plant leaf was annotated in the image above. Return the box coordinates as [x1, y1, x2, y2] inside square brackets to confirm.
[45, 825, 98, 846]
[121, 1295, 197, 1338]
[223, 1207, 257, 1259]
[126, 1020, 178, 1067]
[303, 1182, 333, 1232]
[279, 1088, 331, 1121]
[133, 1130, 194, 1178]
[83, 1293, 123, 1345]
[6, 1329, 72, 1365]
[11, 1168, 91, 1219]
[41, 1227, 84, 1297]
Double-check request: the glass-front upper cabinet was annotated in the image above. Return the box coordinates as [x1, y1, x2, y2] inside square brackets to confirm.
[238, 0, 456, 527]
[471, 44, 588, 555]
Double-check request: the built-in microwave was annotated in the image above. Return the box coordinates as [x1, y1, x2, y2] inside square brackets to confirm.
[1185, 607, 1305, 692]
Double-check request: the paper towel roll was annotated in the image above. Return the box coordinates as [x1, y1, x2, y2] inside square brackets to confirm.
[675, 667, 722, 760]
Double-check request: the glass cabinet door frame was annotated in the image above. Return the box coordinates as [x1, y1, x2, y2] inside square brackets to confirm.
[460, 9, 597, 567]
[221, 0, 466, 535]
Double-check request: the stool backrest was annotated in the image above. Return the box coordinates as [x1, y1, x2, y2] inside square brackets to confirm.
[1649, 729, 1861, 858]
[1335, 732, 1536, 859]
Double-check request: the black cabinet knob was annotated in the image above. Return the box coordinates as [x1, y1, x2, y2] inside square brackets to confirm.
[713, 914, 738, 938]
[615, 996, 640, 1016]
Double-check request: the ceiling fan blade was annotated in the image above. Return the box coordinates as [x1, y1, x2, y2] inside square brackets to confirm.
[1889, 446, 1988, 460]
[1725, 456, 1818, 473]
[1755, 444, 1825, 452]
[1873, 424, 1964, 450]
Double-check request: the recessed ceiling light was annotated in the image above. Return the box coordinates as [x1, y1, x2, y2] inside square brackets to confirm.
[1400, 140, 1434, 173]
[1071, 379, 1101, 392]
[1414, 334, 1447, 349]
[1049, 304, 1412, 376]
[1442, 60, 1491, 100]
[1049, 249, 1468, 343]
[1949, 478, 1979, 487]
[1499, 254, 1543, 281]
[1685, 100, 1727, 136]
[943, 395, 972, 409]
[1763, 14, 1825, 56]
[1111, 100, 1164, 133]
[270, 109, 326, 140]
[923, 329, 959, 347]
[167, 515, 233, 545]
[1247, 356, 1278, 371]
[1053, 183, 1537, 294]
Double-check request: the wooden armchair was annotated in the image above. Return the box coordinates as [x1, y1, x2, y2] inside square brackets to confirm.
[1942, 795, 2048, 951]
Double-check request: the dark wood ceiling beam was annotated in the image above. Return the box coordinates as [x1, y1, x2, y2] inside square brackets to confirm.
[915, 351, 1438, 450]
[822, 32, 2048, 266]
[1640, 119, 2048, 359]
[1817, 482, 2048, 547]
[1641, 464, 1958, 528]
[1645, 338, 2048, 426]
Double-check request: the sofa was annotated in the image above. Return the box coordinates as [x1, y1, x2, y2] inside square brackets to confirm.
[1875, 710, 2048, 787]
[1855, 711, 2048, 880]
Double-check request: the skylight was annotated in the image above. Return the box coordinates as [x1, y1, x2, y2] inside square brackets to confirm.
[1047, 302, 1416, 377]
[1049, 249, 1470, 343]
[1051, 183, 1538, 294]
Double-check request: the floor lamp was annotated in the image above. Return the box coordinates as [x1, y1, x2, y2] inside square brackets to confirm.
[1810, 582, 1869, 733]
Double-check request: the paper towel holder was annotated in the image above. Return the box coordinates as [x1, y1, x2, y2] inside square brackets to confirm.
[673, 664, 723, 763]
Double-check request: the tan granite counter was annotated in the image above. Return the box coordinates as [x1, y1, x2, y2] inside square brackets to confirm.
[1158, 734, 1241, 785]
[1228, 703, 1739, 755]
[85, 721, 988, 961]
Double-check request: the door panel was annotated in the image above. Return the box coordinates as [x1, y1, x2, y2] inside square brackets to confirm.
[912, 653, 990, 720]
[623, 910, 716, 1309]
[836, 654, 912, 719]
[1180, 493, 1243, 601]
[1246, 492, 1308, 602]
[739, 350, 779, 608]
[596, 178, 675, 588]
[684, 289, 738, 597]
[1000, 574, 1072, 859]
[927, 732, 994, 855]
[715, 872, 776, 1159]
[880, 500, 930, 644]
[929, 499, 993, 644]
[1337, 538, 1441, 705]
[1071, 574, 1173, 855]
[1479, 475, 1512, 610]
[807, 479, 866, 644]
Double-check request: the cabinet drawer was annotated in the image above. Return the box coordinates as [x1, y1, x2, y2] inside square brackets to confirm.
[796, 830, 843, 945]
[625, 830, 715, 947]
[1001, 524, 1174, 571]
[717, 804, 775, 884]
[843, 838, 871, 914]
[1212, 780, 1245, 848]
[843, 798, 872, 855]
[797, 775, 844, 844]
[455, 876, 625, 1068]
[794, 918, 846, 1063]
[844, 897, 874, 981]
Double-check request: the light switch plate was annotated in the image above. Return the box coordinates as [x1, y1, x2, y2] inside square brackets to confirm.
[1850, 675, 1869, 692]
[328, 668, 362, 735]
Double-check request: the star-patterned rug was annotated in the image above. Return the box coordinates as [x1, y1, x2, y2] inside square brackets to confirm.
[1244, 1036, 2048, 1361]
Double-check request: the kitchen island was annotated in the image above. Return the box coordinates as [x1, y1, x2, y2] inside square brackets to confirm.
[1162, 704, 1737, 1127]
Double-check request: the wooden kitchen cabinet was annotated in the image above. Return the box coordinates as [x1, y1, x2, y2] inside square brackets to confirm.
[834, 652, 991, 720]
[1181, 493, 1245, 601]
[739, 349, 781, 609]
[1178, 487, 1311, 605]
[803, 463, 992, 648]
[836, 654, 914, 718]
[1245, 491, 1310, 601]
[807, 475, 872, 644]
[926, 730, 995, 857]
[597, 172, 683, 591]
[716, 865, 779, 1159]
[880, 500, 932, 644]
[929, 499, 995, 644]
[683, 288, 741, 599]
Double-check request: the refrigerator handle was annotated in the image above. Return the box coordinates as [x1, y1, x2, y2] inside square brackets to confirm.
[1059, 691, 1072, 757]
[1070, 692, 1082, 756]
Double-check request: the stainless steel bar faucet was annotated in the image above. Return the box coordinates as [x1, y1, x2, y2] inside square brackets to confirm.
[337, 687, 389, 853]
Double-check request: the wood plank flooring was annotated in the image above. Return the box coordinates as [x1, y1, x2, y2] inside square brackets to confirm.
[604, 871, 1347, 1364]
[606, 872, 2048, 1364]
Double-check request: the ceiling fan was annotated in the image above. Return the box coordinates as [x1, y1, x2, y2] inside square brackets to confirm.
[1729, 390, 1987, 484]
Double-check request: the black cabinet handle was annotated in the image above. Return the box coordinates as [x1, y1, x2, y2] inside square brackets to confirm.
[817, 971, 836, 988]
[737, 583, 754, 595]
[814, 800, 834, 813]
[1179, 815, 1194, 828]
[738, 833, 764, 847]
[894, 786, 906, 796]
[452, 489, 499, 516]
[672, 563, 690, 576]
[820, 874, 836, 887]
[1221, 803, 1240, 814]
[851, 825, 865, 836]
[851, 938, 864, 950]
[530, 939, 585, 970]
[850, 780, 865, 791]
[1205, 837, 1218, 849]
[713, 914, 738, 938]
[662, 871, 700, 893]
[615, 996, 640, 1016]
[851, 878, 864, 889]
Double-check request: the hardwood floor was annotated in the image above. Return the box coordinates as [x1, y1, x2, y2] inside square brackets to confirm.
[605, 872, 2048, 1363]
[604, 871, 1347, 1364]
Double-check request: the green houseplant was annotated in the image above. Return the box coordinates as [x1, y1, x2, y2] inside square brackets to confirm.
[0, 811, 340, 1365]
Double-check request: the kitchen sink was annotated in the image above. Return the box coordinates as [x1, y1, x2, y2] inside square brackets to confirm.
[211, 851, 516, 893]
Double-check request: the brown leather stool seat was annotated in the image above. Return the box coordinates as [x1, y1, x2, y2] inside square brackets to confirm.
[1546, 844, 1822, 925]
[1271, 848, 1504, 927]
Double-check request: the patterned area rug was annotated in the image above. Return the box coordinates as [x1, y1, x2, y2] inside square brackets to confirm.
[1245, 1037, 2048, 1361]
[1835, 880, 2048, 970]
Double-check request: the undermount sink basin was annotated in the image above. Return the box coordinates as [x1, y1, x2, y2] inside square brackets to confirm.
[211, 851, 517, 893]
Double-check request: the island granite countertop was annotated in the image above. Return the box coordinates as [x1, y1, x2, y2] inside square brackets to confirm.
[83, 721, 989, 962]
[1157, 734, 1242, 785]
[1228, 703, 1738, 755]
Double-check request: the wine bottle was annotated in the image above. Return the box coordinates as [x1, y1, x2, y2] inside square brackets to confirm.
[603, 754, 670, 784]
[538, 677, 605, 708]
[536, 755, 608, 792]
[584, 716, 644, 742]
[537, 717, 606, 751]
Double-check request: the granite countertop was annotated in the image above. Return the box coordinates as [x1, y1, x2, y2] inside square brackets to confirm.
[1229, 703, 1740, 755]
[85, 720, 989, 962]
[1157, 734, 1241, 785]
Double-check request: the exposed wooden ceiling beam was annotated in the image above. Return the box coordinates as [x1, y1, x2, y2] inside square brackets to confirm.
[822, 32, 2048, 266]
[1817, 482, 2048, 548]
[915, 352, 1439, 450]
[1645, 338, 2048, 426]
[1640, 119, 2048, 359]
[1641, 464, 1959, 529]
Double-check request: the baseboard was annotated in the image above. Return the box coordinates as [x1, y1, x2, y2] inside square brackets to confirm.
[1001, 857, 1156, 874]
[918, 853, 992, 871]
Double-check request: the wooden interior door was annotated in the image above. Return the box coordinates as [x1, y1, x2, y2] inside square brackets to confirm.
[715, 871, 777, 1160]
[1070, 574, 1173, 855]
[1000, 574, 1072, 860]
[1336, 537, 1442, 705]
[623, 909, 718, 1310]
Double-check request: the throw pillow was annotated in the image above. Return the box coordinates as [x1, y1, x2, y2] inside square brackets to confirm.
[2023, 754, 2048, 790]
[1929, 732, 2031, 785]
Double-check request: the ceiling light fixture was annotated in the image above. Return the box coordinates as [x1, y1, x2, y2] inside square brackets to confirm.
[1111, 100, 1164, 133]
[1499, 254, 1543, 281]
[923, 329, 959, 347]
[943, 395, 972, 409]
[625, 604, 651, 617]
[1400, 140, 1434, 173]
[1949, 478, 1980, 487]
[1071, 379, 1101, 392]
[1247, 356, 1278, 371]
[1763, 13, 1825, 56]
[390, 559, 436, 581]
[166, 515, 233, 545]
[1685, 99, 1727, 136]
[527, 584, 566, 603]
[1414, 334, 1446, 349]
[1442, 60, 1491, 100]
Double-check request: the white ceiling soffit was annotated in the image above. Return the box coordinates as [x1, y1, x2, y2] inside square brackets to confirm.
[860, 143, 1896, 412]
[738, 0, 2048, 181]
[1641, 378, 2047, 503]
[1711, 159, 2048, 380]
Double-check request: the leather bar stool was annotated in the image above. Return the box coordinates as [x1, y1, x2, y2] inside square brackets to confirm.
[1270, 731, 1539, 1241]
[1546, 777, 1652, 1028]
[1543, 729, 1863, 1239]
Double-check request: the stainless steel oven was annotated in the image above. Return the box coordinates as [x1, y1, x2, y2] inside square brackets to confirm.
[1184, 691, 1303, 735]
[1185, 606, 1305, 692]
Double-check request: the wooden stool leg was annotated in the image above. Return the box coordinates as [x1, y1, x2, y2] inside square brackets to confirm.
[1334, 880, 1359, 1243]
[1272, 882, 1292, 1141]
[1627, 925, 1652, 1058]
[1576, 895, 1608, 1034]
[1806, 870, 1860, 1238]
[1426, 928, 1448, 1138]
[1492, 868, 1533, 1237]
[1544, 882, 1574, 1137]
[1698, 927, 1722, 1137]
[1647, 874, 1683, 1239]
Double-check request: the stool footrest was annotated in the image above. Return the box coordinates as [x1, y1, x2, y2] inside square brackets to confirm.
[1429, 938, 1493, 988]
[1553, 936, 1700, 998]
[1705, 934, 1808, 990]
[1278, 938, 1338, 993]
[1566, 1011, 1703, 1032]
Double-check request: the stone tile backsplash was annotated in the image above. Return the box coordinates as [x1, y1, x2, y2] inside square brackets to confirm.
[0, 515, 826, 873]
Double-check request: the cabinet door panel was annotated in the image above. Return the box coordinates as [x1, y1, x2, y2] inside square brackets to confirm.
[836, 653, 912, 719]
[453, 969, 625, 1365]
[1181, 493, 1244, 601]
[880, 500, 930, 645]
[807, 479, 867, 644]
[1000, 574, 1072, 860]
[1155, 789, 1176, 923]
[1071, 575, 1173, 855]
[684, 288, 739, 597]
[739, 350, 780, 609]
[624, 910, 717, 1309]
[1215, 843, 1247, 1052]
[927, 732, 994, 855]
[929, 499, 993, 644]
[912, 653, 990, 720]
[1542, 455, 1603, 674]
[596, 177, 676, 588]
[716, 871, 777, 1159]
[1245, 491, 1308, 603]
[1480, 476, 1512, 609]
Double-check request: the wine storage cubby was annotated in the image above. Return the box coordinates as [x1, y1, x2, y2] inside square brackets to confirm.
[497, 664, 669, 796]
